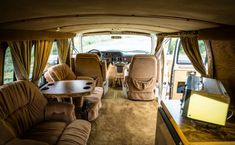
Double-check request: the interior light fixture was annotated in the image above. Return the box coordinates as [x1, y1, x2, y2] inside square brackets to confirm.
[56, 27, 60, 32]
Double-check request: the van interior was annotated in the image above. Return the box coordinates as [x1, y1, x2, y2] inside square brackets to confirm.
[0, 1, 235, 145]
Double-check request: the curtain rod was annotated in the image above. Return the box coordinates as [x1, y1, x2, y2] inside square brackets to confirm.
[157, 31, 198, 37]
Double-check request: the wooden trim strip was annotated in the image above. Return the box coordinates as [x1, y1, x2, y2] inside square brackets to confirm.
[198, 26, 235, 40]
[0, 29, 76, 41]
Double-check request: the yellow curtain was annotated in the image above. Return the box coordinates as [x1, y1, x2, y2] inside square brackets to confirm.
[32, 40, 53, 84]
[181, 37, 207, 76]
[204, 40, 214, 78]
[57, 39, 71, 63]
[154, 36, 165, 56]
[8, 41, 33, 80]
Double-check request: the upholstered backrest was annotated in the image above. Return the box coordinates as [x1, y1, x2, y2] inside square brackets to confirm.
[44, 63, 76, 82]
[0, 81, 48, 138]
[75, 53, 104, 87]
[127, 55, 158, 100]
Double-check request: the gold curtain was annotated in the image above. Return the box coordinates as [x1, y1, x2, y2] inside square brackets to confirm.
[8, 41, 33, 80]
[57, 39, 71, 63]
[154, 36, 165, 56]
[204, 40, 214, 78]
[32, 40, 53, 84]
[181, 37, 207, 76]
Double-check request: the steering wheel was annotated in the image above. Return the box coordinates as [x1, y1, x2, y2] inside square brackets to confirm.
[87, 49, 102, 57]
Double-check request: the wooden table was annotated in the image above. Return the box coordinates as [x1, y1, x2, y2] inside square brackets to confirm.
[41, 80, 94, 106]
[156, 99, 235, 145]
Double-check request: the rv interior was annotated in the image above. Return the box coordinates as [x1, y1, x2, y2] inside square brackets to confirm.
[0, 0, 235, 145]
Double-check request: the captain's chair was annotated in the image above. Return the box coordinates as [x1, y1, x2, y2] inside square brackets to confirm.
[75, 53, 108, 94]
[126, 55, 158, 101]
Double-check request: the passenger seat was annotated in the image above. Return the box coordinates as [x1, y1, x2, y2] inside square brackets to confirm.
[74, 53, 108, 94]
[125, 55, 158, 101]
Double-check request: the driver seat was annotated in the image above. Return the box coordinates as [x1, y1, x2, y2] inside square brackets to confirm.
[75, 53, 108, 94]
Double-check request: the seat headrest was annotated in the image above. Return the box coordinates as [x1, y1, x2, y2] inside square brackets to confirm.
[131, 54, 156, 61]
[76, 53, 100, 61]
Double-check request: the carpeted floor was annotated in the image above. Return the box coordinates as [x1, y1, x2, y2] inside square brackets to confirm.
[87, 88, 158, 145]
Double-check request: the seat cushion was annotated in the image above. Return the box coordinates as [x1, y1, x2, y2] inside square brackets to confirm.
[45, 63, 76, 82]
[23, 121, 66, 145]
[57, 120, 91, 145]
[127, 55, 157, 101]
[84, 87, 103, 121]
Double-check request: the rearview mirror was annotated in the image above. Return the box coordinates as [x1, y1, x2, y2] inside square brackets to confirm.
[111, 36, 122, 39]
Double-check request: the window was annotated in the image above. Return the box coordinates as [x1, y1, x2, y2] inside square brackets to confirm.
[198, 40, 207, 63]
[177, 44, 191, 64]
[177, 40, 207, 64]
[81, 35, 152, 54]
[167, 38, 178, 55]
[3, 47, 14, 84]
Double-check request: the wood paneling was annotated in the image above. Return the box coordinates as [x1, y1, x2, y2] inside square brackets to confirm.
[199, 26, 235, 40]
[210, 40, 235, 106]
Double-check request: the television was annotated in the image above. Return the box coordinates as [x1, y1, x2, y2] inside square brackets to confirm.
[181, 76, 230, 126]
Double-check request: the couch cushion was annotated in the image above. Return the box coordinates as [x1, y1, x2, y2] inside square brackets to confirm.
[23, 121, 66, 145]
[0, 81, 48, 136]
[6, 138, 49, 145]
[45, 63, 76, 82]
[57, 120, 91, 145]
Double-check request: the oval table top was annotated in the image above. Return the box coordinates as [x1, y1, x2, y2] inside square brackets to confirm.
[41, 80, 94, 98]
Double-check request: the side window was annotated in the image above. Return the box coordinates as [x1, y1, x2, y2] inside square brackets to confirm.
[177, 40, 207, 64]
[177, 44, 191, 64]
[167, 38, 178, 55]
[198, 40, 207, 63]
[3, 47, 14, 84]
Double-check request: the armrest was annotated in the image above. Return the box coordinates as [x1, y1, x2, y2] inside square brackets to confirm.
[45, 103, 76, 123]
[6, 138, 48, 145]
[101, 60, 107, 82]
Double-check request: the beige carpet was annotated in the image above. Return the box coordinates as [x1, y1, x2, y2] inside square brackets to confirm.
[87, 88, 158, 145]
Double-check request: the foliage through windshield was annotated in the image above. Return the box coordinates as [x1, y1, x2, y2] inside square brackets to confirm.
[81, 35, 152, 54]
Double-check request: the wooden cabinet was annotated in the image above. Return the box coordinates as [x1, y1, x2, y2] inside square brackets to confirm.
[156, 110, 176, 145]
[155, 100, 235, 145]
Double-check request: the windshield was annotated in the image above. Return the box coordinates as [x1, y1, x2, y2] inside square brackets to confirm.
[81, 35, 152, 54]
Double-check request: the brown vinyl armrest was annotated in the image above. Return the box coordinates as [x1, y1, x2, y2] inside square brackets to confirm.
[44, 103, 76, 123]
[6, 138, 48, 145]
[101, 60, 107, 82]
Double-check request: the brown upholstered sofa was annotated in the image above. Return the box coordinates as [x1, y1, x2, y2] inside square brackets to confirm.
[0, 80, 91, 145]
[44, 63, 103, 121]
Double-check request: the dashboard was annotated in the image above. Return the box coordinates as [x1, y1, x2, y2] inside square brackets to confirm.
[100, 51, 133, 64]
